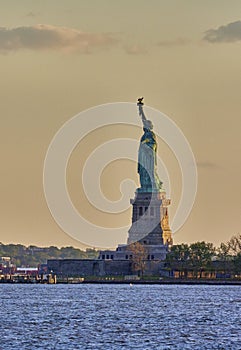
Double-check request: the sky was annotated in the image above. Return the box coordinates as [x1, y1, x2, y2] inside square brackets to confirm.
[1, 0, 241, 249]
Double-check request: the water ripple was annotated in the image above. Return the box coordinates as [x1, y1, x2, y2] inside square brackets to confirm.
[0, 284, 240, 349]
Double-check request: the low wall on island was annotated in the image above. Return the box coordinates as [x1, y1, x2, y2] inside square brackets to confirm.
[47, 258, 166, 277]
[47, 259, 132, 277]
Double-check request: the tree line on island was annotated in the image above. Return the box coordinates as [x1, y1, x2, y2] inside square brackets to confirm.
[166, 233, 241, 278]
[129, 234, 241, 278]
[0, 244, 98, 267]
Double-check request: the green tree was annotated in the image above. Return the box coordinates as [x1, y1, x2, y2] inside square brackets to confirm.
[166, 244, 190, 278]
[85, 248, 99, 259]
[189, 241, 215, 278]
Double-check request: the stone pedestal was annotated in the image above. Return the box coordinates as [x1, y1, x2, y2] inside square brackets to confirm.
[127, 190, 172, 246]
[128, 191, 163, 245]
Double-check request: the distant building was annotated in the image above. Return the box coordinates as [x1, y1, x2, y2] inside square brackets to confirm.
[0, 256, 15, 275]
[16, 267, 38, 276]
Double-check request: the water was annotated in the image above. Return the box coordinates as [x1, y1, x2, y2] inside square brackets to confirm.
[0, 284, 240, 349]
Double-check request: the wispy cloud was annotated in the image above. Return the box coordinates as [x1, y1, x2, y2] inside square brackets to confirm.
[25, 12, 39, 18]
[203, 20, 241, 43]
[197, 161, 220, 169]
[157, 37, 190, 47]
[0, 24, 118, 53]
[124, 44, 147, 55]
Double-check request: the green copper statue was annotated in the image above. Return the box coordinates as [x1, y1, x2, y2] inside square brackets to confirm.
[137, 98, 163, 192]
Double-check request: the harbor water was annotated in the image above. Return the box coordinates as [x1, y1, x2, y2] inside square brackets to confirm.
[1, 284, 240, 349]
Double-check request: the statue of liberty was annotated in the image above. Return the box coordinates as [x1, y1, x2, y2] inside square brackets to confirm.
[137, 98, 163, 192]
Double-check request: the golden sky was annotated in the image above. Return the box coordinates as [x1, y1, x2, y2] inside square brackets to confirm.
[1, 0, 241, 249]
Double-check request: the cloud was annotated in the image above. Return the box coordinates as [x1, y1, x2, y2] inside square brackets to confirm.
[0, 24, 118, 53]
[25, 12, 39, 17]
[197, 161, 220, 169]
[157, 37, 190, 47]
[124, 44, 147, 55]
[203, 20, 241, 43]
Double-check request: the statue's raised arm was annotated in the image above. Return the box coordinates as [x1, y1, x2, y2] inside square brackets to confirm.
[137, 97, 153, 131]
[137, 97, 147, 125]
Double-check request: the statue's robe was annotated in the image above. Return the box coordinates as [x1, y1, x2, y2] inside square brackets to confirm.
[138, 128, 162, 192]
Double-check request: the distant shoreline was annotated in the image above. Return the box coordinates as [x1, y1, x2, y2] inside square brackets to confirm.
[81, 279, 241, 285]
[1, 278, 241, 285]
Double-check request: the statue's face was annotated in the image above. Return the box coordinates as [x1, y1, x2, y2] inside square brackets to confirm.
[143, 120, 153, 130]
